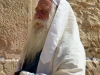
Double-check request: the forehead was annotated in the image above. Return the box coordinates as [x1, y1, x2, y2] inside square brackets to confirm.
[38, 0, 52, 6]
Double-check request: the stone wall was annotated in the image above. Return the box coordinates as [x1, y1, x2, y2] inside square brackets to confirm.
[0, 0, 37, 59]
[0, 59, 18, 75]
[68, 0, 100, 58]
[0, 59, 100, 75]
[0, 0, 100, 75]
[0, 0, 100, 59]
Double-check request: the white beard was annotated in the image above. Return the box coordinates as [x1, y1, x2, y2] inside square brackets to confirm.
[23, 3, 57, 64]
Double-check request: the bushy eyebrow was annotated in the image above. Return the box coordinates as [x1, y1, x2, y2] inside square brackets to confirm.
[35, 5, 50, 11]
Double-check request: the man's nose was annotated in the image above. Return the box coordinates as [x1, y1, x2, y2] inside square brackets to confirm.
[35, 13, 42, 19]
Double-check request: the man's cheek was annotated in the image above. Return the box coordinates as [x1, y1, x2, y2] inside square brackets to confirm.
[42, 14, 49, 19]
[35, 11, 49, 20]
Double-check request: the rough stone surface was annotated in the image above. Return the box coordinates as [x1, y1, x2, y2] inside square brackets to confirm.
[0, 59, 18, 75]
[67, 0, 100, 58]
[0, 0, 100, 58]
[0, 0, 100, 75]
[0, 0, 31, 58]
[86, 60, 100, 75]
[0, 59, 100, 75]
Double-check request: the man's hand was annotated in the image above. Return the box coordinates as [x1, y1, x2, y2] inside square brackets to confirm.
[20, 71, 34, 75]
[20, 71, 47, 75]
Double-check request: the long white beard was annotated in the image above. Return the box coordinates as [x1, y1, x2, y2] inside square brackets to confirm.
[23, 3, 57, 64]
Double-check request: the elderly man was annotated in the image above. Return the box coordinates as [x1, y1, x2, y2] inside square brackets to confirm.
[14, 0, 86, 75]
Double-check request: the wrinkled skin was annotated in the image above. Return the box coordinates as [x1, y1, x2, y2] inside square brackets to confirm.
[35, 0, 52, 20]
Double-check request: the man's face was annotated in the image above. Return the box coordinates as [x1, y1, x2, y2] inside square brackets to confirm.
[35, 0, 52, 20]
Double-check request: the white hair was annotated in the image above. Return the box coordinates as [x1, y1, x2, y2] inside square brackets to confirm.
[23, 3, 57, 64]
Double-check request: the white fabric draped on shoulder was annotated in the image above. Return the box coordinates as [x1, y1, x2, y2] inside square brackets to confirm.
[38, 0, 86, 75]
[52, 0, 60, 6]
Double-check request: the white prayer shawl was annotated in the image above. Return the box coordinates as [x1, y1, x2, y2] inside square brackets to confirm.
[15, 0, 86, 75]
[53, 0, 60, 6]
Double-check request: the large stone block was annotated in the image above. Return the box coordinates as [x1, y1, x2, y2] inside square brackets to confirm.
[0, 0, 37, 58]
[86, 60, 100, 75]
[0, 59, 18, 75]
[68, 0, 100, 58]
[0, 0, 27, 58]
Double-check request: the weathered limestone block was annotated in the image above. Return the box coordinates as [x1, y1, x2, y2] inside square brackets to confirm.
[0, 59, 18, 75]
[0, 64, 3, 72]
[4, 60, 15, 75]
[68, 0, 100, 58]
[0, 71, 6, 75]
[0, 59, 4, 72]
[0, 0, 31, 58]
[86, 60, 100, 75]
